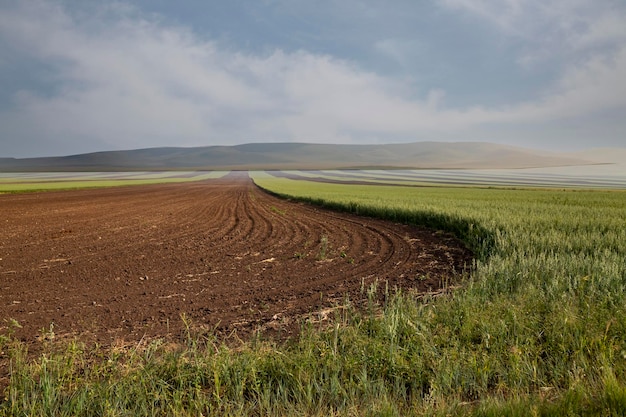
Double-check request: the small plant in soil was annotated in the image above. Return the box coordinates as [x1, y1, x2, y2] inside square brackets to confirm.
[317, 235, 329, 260]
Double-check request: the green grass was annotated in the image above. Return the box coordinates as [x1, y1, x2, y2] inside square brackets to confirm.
[250, 175, 626, 412]
[1, 172, 625, 415]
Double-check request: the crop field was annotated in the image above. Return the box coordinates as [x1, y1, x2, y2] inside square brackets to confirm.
[265, 165, 626, 189]
[0, 171, 227, 193]
[0, 171, 469, 344]
[1, 169, 625, 415]
[252, 173, 626, 414]
[0, 171, 472, 415]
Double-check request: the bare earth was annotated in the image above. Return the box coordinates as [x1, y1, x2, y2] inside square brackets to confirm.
[0, 172, 471, 348]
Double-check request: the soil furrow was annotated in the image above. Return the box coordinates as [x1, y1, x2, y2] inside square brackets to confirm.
[0, 173, 472, 348]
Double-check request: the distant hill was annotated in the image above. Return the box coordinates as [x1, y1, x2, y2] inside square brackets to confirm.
[0, 141, 595, 171]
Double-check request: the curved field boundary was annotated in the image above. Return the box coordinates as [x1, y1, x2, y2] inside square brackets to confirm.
[254, 173, 495, 260]
[0, 172, 471, 348]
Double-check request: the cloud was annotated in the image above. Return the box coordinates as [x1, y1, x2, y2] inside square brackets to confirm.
[373, 38, 426, 69]
[461, 47, 626, 125]
[434, 0, 626, 128]
[0, 0, 625, 156]
[571, 13, 626, 50]
[0, 1, 452, 155]
[437, 0, 527, 35]
[438, 0, 626, 50]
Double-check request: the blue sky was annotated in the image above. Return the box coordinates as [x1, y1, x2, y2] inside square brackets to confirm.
[1, 0, 625, 157]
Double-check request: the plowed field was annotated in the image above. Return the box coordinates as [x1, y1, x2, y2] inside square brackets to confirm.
[0, 172, 471, 347]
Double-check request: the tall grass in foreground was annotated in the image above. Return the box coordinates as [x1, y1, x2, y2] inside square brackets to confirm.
[1, 176, 625, 415]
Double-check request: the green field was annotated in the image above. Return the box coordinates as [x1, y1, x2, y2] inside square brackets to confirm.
[251, 174, 626, 414]
[2, 172, 626, 415]
[267, 166, 626, 189]
[0, 171, 228, 193]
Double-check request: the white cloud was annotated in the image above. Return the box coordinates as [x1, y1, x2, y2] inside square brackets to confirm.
[0, 1, 446, 152]
[0, 0, 625, 156]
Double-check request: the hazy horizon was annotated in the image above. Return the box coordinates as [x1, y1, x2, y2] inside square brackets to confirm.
[2, 140, 625, 162]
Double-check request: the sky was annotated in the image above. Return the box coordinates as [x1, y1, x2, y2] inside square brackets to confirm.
[0, 0, 625, 158]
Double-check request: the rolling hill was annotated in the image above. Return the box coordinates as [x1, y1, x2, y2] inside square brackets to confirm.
[0, 141, 595, 171]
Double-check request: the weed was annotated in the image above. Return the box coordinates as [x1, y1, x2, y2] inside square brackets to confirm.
[270, 206, 286, 216]
[317, 235, 329, 260]
[38, 322, 55, 342]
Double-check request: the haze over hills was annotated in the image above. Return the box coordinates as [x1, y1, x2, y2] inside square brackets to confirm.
[564, 148, 626, 165]
[0, 141, 603, 172]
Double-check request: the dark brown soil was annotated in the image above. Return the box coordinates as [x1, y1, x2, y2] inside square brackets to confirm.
[0, 172, 471, 348]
